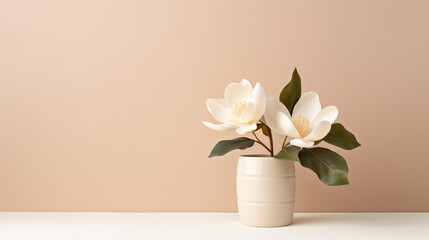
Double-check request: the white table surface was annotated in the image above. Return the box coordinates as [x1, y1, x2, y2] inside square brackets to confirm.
[0, 212, 428, 240]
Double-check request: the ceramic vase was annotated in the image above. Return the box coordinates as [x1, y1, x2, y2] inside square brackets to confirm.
[236, 155, 295, 227]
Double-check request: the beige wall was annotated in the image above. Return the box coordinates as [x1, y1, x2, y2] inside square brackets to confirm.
[1, 0, 428, 212]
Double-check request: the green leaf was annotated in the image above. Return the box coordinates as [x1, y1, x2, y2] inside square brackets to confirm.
[208, 137, 255, 158]
[299, 147, 349, 186]
[261, 124, 271, 137]
[274, 146, 301, 161]
[323, 123, 361, 150]
[255, 123, 270, 137]
[279, 68, 302, 113]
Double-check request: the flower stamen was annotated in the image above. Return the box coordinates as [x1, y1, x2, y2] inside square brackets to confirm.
[234, 101, 248, 117]
[292, 114, 310, 137]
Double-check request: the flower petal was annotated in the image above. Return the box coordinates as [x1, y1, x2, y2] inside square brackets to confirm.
[239, 103, 258, 123]
[290, 139, 314, 148]
[236, 123, 257, 135]
[264, 97, 290, 133]
[251, 82, 266, 119]
[309, 105, 338, 129]
[206, 98, 230, 123]
[202, 121, 234, 131]
[304, 120, 332, 141]
[276, 112, 300, 138]
[225, 82, 252, 107]
[292, 91, 321, 121]
[241, 79, 253, 92]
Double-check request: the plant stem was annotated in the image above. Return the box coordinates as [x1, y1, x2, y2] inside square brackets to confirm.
[252, 132, 272, 155]
[281, 136, 288, 149]
[268, 129, 274, 157]
[258, 121, 274, 157]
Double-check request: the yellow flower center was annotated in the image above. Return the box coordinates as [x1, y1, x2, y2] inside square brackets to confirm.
[234, 100, 248, 117]
[292, 114, 310, 137]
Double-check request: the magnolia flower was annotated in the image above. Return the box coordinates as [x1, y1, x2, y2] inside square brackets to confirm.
[265, 92, 338, 147]
[202, 79, 266, 135]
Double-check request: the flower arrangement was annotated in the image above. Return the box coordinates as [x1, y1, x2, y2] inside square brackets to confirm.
[203, 69, 360, 186]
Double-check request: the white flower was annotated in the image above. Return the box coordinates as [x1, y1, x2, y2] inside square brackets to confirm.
[265, 92, 338, 147]
[202, 79, 266, 135]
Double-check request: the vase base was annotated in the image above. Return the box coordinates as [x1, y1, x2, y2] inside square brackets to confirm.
[238, 200, 294, 227]
[240, 222, 293, 228]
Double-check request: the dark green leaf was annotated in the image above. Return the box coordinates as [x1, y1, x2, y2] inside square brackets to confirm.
[274, 146, 301, 161]
[261, 124, 271, 137]
[299, 147, 349, 186]
[256, 121, 271, 137]
[279, 68, 302, 113]
[209, 137, 255, 158]
[323, 123, 361, 150]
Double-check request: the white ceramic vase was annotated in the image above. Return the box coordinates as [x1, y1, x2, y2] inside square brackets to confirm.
[236, 155, 295, 227]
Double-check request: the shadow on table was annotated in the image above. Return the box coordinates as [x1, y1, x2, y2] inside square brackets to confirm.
[292, 213, 416, 226]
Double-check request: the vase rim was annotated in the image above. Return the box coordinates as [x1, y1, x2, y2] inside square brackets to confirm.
[240, 154, 272, 158]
